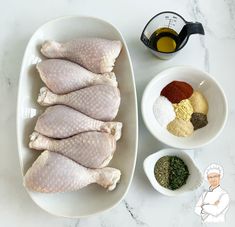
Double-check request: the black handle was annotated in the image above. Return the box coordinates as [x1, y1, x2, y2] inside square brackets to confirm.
[140, 32, 150, 46]
[177, 22, 205, 48]
[185, 22, 205, 35]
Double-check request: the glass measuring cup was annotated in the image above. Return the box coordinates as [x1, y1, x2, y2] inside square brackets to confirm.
[140, 11, 205, 59]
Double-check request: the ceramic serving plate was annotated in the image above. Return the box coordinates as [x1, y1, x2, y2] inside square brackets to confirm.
[17, 16, 138, 218]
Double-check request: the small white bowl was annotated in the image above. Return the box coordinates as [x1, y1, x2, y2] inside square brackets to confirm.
[141, 66, 228, 149]
[143, 149, 203, 196]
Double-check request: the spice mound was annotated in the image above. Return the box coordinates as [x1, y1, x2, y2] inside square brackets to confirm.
[153, 80, 209, 137]
[167, 118, 194, 137]
[160, 81, 193, 103]
[154, 156, 189, 190]
[153, 96, 176, 127]
[189, 91, 208, 114]
[191, 113, 208, 130]
[173, 99, 193, 121]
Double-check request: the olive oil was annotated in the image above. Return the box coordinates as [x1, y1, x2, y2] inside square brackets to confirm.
[149, 27, 179, 53]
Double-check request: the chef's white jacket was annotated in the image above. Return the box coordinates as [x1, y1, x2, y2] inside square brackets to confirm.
[195, 186, 229, 223]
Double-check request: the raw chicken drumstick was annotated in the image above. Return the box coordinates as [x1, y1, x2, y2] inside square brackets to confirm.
[24, 151, 121, 193]
[29, 131, 116, 168]
[35, 105, 122, 139]
[38, 85, 120, 121]
[37, 59, 117, 94]
[41, 38, 122, 74]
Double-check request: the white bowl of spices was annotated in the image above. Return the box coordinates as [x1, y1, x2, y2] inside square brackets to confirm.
[142, 66, 228, 149]
[143, 148, 203, 196]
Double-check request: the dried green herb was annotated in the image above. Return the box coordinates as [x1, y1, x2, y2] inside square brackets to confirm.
[154, 156, 170, 188]
[154, 156, 189, 190]
[168, 156, 189, 190]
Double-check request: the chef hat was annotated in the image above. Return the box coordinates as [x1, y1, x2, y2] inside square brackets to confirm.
[204, 163, 224, 180]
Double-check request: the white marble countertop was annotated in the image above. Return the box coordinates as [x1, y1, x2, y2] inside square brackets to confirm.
[1, 0, 235, 226]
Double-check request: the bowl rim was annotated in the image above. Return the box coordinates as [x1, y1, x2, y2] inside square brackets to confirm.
[141, 65, 228, 150]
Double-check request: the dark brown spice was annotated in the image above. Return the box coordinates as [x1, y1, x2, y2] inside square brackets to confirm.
[190, 112, 208, 130]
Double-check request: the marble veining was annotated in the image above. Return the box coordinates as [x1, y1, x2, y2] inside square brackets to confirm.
[189, 0, 210, 72]
[189, 0, 235, 40]
[1, 0, 235, 226]
[123, 200, 149, 226]
[225, 0, 235, 23]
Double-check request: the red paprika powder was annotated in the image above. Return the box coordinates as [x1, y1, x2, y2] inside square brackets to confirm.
[160, 81, 193, 103]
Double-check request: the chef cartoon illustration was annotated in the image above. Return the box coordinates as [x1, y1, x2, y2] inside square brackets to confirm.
[195, 164, 229, 223]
